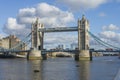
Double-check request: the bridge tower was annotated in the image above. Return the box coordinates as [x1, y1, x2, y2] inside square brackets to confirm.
[31, 18, 44, 50]
[77, 15, 90, 60]
[27, 18, 44, 60]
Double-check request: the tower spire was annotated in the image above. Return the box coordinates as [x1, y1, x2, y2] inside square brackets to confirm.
[36, 17, 39, 24]
[82, 14, 86, 20]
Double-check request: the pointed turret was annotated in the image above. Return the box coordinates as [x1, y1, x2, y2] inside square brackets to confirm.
[35, 18, 39, 24]
[82, 14, 86, 20]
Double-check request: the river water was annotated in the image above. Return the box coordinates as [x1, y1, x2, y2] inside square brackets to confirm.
[0, 56, 120, 80]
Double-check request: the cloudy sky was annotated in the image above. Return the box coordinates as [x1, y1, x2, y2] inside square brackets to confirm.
[0, 0, 120, 49]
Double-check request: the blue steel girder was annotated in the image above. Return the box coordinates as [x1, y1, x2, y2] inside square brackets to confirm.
[38, 27, 78, 32]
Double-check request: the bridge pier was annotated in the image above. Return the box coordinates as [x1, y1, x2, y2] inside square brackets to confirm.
[27, 49, 42, 60]
[79, 50, 90, 60]
[75, 50, 92, 61]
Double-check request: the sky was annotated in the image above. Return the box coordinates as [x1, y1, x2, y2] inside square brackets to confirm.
[1, 0, 120, 49]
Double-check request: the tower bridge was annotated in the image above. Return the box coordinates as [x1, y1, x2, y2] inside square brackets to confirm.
[0, 15, 119, 60]
[28, 15, 91, 61]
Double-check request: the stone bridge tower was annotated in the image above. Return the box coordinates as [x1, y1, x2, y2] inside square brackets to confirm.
[77, 15, 90, 60]
[27, 18, 44, 60]
[31, 18, 44, 50]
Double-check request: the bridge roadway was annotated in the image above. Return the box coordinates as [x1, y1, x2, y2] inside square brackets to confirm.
[0, 49, 120, 54]
[0, 50, 30, 53]
[0, 49, 78, 54]
[41, 49, 78, 54]
[42, 49, 120, 53]
[90, 50, 120, 52]
[38, 27, 78, 32]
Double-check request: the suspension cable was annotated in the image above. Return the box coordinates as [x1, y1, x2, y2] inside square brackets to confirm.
[10, 32, 31, 50]
[88, 31, 120, 49]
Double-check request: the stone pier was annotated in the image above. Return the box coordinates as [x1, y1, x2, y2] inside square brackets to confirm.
[27, 49, 42, 60]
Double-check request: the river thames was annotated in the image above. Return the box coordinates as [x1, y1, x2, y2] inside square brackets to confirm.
[0, 56, 120, 80]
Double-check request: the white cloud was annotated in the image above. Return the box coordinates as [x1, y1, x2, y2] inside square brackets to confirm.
[116, 0, 120, 2]
[4, 3, 75, 36]
[3, 17, 28, 37]
[5, 18, 25, 30]
[90, 23, 120, 49]
[18, 8, 36, 17]
[35, 3, 74, 27]
[99, 12, 106, 17]
[0, 34, 7, 39]
[100, 31, 120, 42]
[44, 32, 78, 49]
[99, 31, 116, 38]
[58, 0, 108, 11]
[102, 24, 119, 31]
[98, 31, 120, 48]
[99, 24, 120, 47]
[17, 8, 36, 24]
[36, 3, 60, 17]
[89, 31, 120, 49]
[3, 3, 75, 48]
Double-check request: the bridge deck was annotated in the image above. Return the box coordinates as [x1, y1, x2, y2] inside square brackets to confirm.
[91, 50, 120, 52]
[38, 27, 78, 32]
[41, 50, 78, 53]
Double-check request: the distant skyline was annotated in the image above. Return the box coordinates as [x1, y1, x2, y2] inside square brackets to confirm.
[0, 0, 120, 49]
